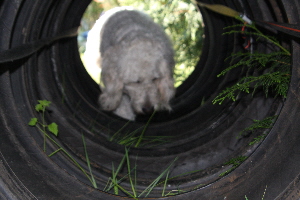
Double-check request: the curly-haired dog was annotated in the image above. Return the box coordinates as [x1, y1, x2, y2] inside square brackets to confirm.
[85, 7, 175, 120]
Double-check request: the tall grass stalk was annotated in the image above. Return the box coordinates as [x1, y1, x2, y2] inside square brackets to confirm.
[82, 133, 97, 188]
[29, 100, 98, 188]
[105, 147, 178, 198]
[135, 111, 156, 147]
[138, 157, 178, 198]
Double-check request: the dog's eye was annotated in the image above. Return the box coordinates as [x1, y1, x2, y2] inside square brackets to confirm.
[152, 77, 159, 82]
[128, 80, 141, 84]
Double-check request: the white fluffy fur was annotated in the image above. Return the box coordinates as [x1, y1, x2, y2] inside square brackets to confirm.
[85, 7, 175, 120]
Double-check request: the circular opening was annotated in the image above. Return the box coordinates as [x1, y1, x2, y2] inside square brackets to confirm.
[78, 0, 204, 88]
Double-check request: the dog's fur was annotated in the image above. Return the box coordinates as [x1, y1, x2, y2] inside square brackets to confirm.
[85, 7, 175, 120]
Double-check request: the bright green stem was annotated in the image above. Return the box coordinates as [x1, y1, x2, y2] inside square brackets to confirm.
[38, 126, 96, 187]
[82, 134, 97, 188]
[135, 111, 156, 147]
[125, 148, 137, 197]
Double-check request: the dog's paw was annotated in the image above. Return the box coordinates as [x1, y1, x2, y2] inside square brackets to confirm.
[155, 102, 172, 112]
[98, 93, 120, 111]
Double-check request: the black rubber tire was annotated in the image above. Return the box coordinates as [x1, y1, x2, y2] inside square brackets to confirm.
[0, 0, 300, 200]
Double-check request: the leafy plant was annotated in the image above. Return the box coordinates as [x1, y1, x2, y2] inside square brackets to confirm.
[249, 134, 267, 146]
[29, 100, 59, 151]
[237, 115, 277, 146]
[239, 116, 277, 137]
[213, 20, 291, 105]
[29, 100, 97, 188]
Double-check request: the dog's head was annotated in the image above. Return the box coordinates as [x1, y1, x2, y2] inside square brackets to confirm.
[99, 39, 175, 116]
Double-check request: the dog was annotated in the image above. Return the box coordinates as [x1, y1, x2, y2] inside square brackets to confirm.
[85, 7, 175, 120]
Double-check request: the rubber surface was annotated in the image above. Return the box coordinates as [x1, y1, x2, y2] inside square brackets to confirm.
[0, 0, 300, 199]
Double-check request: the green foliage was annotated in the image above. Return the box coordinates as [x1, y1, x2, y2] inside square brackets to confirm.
[109, 112, 173, 147]
[104, 147, 178, 198]
[28, 117, 38, 126]
[219, 156, 247, 177]
[238, 115, 277, 146]
[239, 116, 277, 137]
[219, 116, 277, 177]
[28, 100, 97, 188]
[80, 0, 203, 87]
[249, 134, 267, 146]
[119, 0, 203, 87]
[212, 21, 291, 105]
[29, 100, 59, 148]
[35, 100, 51, 111]
[48, 122, 59, 136]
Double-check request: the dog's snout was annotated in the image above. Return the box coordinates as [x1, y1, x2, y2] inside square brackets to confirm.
[142, 105, 154, 114]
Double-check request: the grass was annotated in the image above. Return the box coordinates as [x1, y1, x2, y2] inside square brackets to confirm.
[29, 100, 97, 188]
[104, 147, 179, 198]
[29, 100, 271, 198]
[28, 100, 182, 198]
[109, 111, 174, 148]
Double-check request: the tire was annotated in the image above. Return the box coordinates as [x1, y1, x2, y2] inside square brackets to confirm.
[0, 0, 299, 200]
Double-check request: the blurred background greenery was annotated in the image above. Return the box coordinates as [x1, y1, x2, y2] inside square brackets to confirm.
[78, 0, 204, 87]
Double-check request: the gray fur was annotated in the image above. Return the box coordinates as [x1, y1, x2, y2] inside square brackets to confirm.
[85, 7, 175, 120]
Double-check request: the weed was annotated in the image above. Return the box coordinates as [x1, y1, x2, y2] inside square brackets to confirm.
[239, 116, 277, 137]
[104, 147, 178, 198]
[28, 100, 58, 152]
[212, 20, 291, 105]
[109, 111, 173, 147]
[29, 100, 97, 188]
[249, 134, 267, 146]
[219, 115, 275, 176]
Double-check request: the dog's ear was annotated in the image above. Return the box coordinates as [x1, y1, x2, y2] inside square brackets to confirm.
[98, 48, 124, 111]
[157, 59, 175, 110]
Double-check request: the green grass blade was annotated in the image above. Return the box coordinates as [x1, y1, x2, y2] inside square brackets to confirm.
[110, 120, 131, 141]
[48, 148, 63, 157]
[135, 111, 156, 147]
[82, 134, 97, 188]
[139, 157, 178, 197]
[162, 170, 170, 196]
[125, 148, 137, 197]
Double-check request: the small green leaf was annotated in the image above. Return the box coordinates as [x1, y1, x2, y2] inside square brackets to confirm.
[38, 100, 51, 107]
[28, 118, 38, 126]
[48, 122, 58, 136]
[35, 100, 51, 112]
[35, 104, 44, 112]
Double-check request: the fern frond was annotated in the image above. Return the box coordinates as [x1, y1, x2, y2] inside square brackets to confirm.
[218, 51, 290, 77]
[214, 20, 291, 105]
[239, 116, 277, 136]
